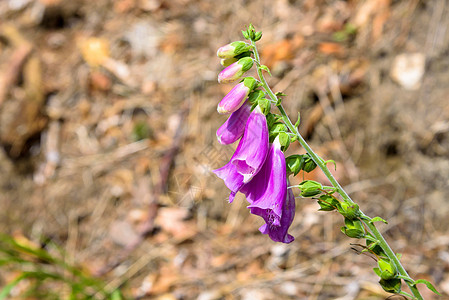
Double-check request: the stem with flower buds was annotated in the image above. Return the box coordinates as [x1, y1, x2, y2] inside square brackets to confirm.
[251, 40, 423, 300]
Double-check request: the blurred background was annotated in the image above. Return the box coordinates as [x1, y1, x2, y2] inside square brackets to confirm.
[0, 0, 448, 299]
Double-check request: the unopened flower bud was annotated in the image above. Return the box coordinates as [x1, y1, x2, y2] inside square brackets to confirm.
[217, 77, 257, 114]
[218, 57, 254, 84]
[220, 57, 238, 67]
[338, 202, 361, 220]
[217, 41, 251, 59]
[378, 259, 397, 280]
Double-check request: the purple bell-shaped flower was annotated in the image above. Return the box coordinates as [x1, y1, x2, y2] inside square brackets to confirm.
[213, 105, 269, 202]
[216, 103, 251, 145]
[240, 137, 295, 243]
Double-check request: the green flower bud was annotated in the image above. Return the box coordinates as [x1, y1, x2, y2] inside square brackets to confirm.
[302, 156, 317, 173]
[341, 218, 365, 238]
[317, 194, 339, 211]
[338, 202, 361, 220]
[298, 180, 322, 197]
[217, 41, 251, 59]
[378, 259, 397, 280]
[379, 278, 401, 294]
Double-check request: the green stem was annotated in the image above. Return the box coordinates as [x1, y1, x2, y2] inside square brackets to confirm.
[251, 40, 423, 300]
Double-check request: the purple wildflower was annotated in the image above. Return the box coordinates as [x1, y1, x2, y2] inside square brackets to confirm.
[218, 57, 253, 84]
[216, 103, 251, 145]
[216, 41, 251, 59]
[240, 137, 295, 243]
[217, 77, 256, 114]
[213, 105, 269, 202]
[258, 186, 295, 244]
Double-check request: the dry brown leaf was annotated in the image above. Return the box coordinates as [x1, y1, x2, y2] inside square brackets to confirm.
[318, 42, 345, 56]
[156, 207, 197, 241]
[260, 35, 304, 68]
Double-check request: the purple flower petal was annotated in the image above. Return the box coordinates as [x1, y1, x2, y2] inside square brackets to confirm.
[241, 138, 287, 226]
[213, 141, 245, 203]
[213, 105, 268, 202]
[258, 186, 295, 244]
[231, 106, 269, 183]
[218, 57, 253, 84]
[217, 82, 250, 114]
[216, 103, 251, 145]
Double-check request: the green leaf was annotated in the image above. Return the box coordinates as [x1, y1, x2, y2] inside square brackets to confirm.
[294, 112, 301, 128]
[371, 216, 388, 224]
[0, 273, 28, 300]
[413, 279, 441, 296]
[111, 290, 123, 300]
[373, 267, 382, 278]
[260, 64, 271, 76]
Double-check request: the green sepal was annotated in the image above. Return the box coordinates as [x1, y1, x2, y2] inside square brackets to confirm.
[221, 57, 238, 67]
[298, 180, 322, 197]
[341, 227, 365, 239]
[338, 202, 361, 220]
[366, 238, 386, 256]
[242, 30, 249, 40]
[378, 259, 397, 280]
[258, 98, 271, 115]
[317, 195, 339, 211]
[234, 51, 253, 59]
[277, 132, 290, 151]
[254, 31, 263, 42]
[247, 90, 265, 105]
[379, 278, 401, 294]
[341, 218, 365, 238]
[269, 123, 288, 142]
[238, 57, 254, 72]
[373, 267, 382, 278]
[286, 154, 304, 176]
[265, 113, 282, 128]
[303, 156, 317, 173]
[231, 41, 252, 56]
[242, 76, 257, 90]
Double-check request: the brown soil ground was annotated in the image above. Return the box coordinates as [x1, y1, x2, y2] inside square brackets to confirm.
[1, 0, 448, 299]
